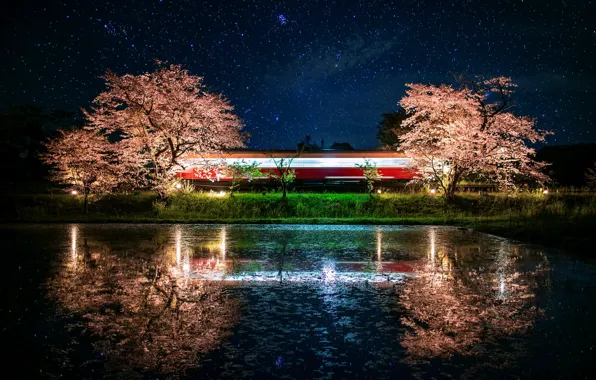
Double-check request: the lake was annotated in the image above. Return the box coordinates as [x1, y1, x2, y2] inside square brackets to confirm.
[1, 224, 595, 378]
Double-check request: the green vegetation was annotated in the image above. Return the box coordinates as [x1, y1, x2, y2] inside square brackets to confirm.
[2, 191, 595, 254]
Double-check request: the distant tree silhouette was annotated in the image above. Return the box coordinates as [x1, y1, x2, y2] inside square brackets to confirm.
[329, 142, 354, 150]
[297, 134, 321, 152]
[376, 107, 411, 149]
[536, 144, 596, 187]
[0, 105, 81, 191]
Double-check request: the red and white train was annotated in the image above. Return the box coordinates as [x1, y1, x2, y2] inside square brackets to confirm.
[176, 150, 415, 184]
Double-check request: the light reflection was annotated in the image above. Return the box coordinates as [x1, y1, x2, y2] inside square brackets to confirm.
[497, 242, 507, 299]
[429, 228, 436, 265]
[220, 226, 227, 261]
[70, 225, 78, 269]
[322, 261, 337, 283]
[182, 249, 191, 274]
[376, 229, 383, 272]
[175, 227, 182, 266]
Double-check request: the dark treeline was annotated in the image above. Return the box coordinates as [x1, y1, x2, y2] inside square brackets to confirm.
[536, 144, 596, 187]
[0, 105, 83, 192]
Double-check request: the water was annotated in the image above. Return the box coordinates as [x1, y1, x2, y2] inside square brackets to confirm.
[1, 224, 595, 378]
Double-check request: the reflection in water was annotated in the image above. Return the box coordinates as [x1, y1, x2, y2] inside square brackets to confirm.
[42, 224, 558, 378]
[399, 228, 546, 363]
[70, 225, 76, 267]
[220, 226, 227, 260]
[50, 227, 239, 377]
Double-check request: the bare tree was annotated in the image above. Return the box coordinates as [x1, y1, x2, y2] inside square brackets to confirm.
[266, 150, 302, 198]
[356, 158, 381, 197]
[221, 160, 263, 197]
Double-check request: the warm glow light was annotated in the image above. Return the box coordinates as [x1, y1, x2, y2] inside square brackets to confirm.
[377, 189, 382, 194]
[212, 191, 226, 197]
[376, 229, 383, 272]
[429, 228, 436, 264]
[175, 182, 182, 189]
[220, 227, 227, 261]
[71, 190, 78, 195]
[543, 189, 549, 195]
[430, 188, 436, 194]
[175, 228, 181, 266]
[70, 225, 78, 269]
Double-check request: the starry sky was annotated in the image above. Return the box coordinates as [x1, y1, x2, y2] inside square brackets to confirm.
[1, 0, 595, 149]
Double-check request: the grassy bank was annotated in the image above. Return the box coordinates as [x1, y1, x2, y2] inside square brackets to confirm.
[2, 192, 595, 253]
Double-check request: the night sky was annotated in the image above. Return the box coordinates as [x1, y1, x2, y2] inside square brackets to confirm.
[1, 0, 594, 149]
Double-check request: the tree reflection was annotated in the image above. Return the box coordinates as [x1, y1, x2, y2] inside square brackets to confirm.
[49, 226, 239, 377]
[399, 229, 548, 362]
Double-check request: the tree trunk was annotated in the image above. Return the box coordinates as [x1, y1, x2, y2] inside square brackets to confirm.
[444, 170, 462, 200]
[84, 191, 89, 215]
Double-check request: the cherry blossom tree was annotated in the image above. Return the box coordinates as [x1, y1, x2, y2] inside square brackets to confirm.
[398, 76, 551, 198]
[42, 129, 122, 214]
[84, 62, 246, 197]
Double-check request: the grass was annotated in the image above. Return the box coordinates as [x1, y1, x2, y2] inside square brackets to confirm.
[2, 191, 596, 254]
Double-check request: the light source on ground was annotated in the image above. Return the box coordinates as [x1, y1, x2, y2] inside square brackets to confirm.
[430, 188, 436, 195]
[175, 182, 182, 189]
[543, 189, 549, 195]
[377, 189, 382, 194]
[70, 190, 78, 195]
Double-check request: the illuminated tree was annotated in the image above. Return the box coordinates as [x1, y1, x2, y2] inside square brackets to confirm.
[398, 76, 551, 198]
[42, 129, 121, 214]
[84, 62, 246, 197]
[356, 158, 381, 197]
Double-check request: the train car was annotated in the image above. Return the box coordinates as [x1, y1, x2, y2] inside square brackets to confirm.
[176, 150, 416, 190]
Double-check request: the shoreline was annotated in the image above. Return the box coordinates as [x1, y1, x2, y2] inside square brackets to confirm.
[2, 192, 594, 255]
[1, 215, 588, 256]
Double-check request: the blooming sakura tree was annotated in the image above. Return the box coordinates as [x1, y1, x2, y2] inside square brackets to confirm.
[85, 62, 246, 197]
[398, 76, 551, 198]
[42, 129, 121, 214]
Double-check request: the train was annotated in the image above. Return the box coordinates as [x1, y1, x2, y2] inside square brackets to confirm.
[176, 150, 416, 191]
